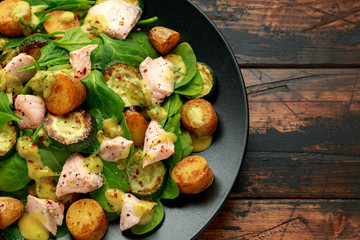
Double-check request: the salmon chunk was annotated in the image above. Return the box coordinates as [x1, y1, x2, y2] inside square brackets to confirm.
[120, 193, 141, 231]
[69, 44, 98, 79]
[140, 57, 175, 104]
[26, 195, 65, 235]
[4, 53, 36, 84]
[14, 94, 46, 130]
[99, 136, 133, 162]
[87, 0, 142, 40]
[143, 120, 175, 167]
[55, 153, 104, 197]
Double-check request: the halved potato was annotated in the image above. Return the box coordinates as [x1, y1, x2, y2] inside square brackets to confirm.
[171, 155, 214, 194]
[0, 0, 23, 37]
[149, 26, 180, 55]
[0, 197, 24, 229]
[181, 99, 218, 137]
[66, 199, 108, 240]
[45, 74, 86, 115]
[124, 108, 148, 147]
[44, 11, 79, 39]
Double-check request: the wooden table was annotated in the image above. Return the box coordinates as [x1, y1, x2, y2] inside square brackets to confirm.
[192, 1, 360, 239]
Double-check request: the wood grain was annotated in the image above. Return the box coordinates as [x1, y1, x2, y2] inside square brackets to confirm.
[198, 199, 360, 239]
[192, 0, 360, 66]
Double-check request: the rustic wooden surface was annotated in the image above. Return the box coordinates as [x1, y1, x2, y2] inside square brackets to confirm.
[192, 0, 360, 239]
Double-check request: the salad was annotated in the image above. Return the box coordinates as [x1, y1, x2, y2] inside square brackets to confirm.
[0, 0, 218, 239]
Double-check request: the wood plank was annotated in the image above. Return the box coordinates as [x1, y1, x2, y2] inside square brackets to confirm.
[243, 68, 360, 155]
[192, 0, 360, 66]
[197, 199, 360, 239]
[232, 152, 360, 198]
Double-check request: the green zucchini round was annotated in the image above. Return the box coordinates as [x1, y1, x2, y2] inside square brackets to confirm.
[43, 109, 97, 152]
[193, 62, 216, 99]
[0, 122, 18, 160]
[19, 36, 50, 61]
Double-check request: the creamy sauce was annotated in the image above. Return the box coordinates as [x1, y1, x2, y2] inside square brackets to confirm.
[187, 105, 204, 128]
[104, 188, 126, 212]
[97, 117, 123, 143]
[81, 14, 110, 38]
[0, 69, 24, 93]
[145, 105, 167, 121]
[150, 132, 177, 149]
[134, 200, 156, 225]
[16, 136, 56, 200]
[83, 155, 103, 174]
[191, 135, 212, 152]
[18, 213, 49, 240]
[165, 54, 186, 84]
[60, 11, 75, 23]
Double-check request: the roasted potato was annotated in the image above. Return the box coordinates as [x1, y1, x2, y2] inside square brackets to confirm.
[171, 155, 214, 194]
[44, 11, 79, 39]
[45, 74, 87, 115]
[149, 26, 180, 55]
[124, 108, 148, 147]
[66, 199, 108, 240]
[0, 197, 24, 229]
[181, 99, 218, 137]
[0, 0, 23, 37]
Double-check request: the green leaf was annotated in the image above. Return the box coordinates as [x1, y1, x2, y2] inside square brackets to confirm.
[0, 92, 21, 126]
[175, 70, 203, 96]
[39, 146, 71, 172]
[81, 70, 124, 120]
[180, 131, 193, 159]
[3, 222, 25, 240]
[54, 27, 91, 52]
[90, 37, 104, 70]
[172, 43, 197, 89]
[131, 199, 164, 235]
[90, 161, 130, 212]
[127, 32, 159, 59]
[0, 153, 31, 192]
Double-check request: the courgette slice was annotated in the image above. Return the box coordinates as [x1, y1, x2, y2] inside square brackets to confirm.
[103, 62, 151, 107]
[125, 149, 167, 198]
[193, 62, 216, 99]
[43, 109, 97, 152]
[0, 122, 18, 160]
[19, 36, 50, 61]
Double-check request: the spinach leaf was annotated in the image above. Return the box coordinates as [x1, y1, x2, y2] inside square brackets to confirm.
[159, 93, 182, 127]
[81, 70, 124, 120]
[131, 199, 164, 235]
[54, 27, 91, 52]
[2, 32, 63, 51]
[127, 32, 159, 59]
[24, 0, 62, 7]
[39, 146, 71, 172]
[0, 92, 21, 126]
[172, 43, 197, 89]
[0, 153, 31, 192]
[3, 222, 24, 240]
[180, 130, 193, 159]
[175, 70, 203, 96]
[90, 160, 130, 212]
[90, 37, 104, 70]
[52, 220, 69, 238]
[99, 33, 149, 69]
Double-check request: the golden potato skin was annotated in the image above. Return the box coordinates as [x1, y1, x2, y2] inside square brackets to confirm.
[171, 155, 214, 194]
[181, 99, 218, 137]
[0, 0, 23, 37]
[0, 197, 24, 229]
[44, 11, 79, 39]
[66, 199, 108, 240]
[124, 109, 148, 147]
[149, 26, 180, 55]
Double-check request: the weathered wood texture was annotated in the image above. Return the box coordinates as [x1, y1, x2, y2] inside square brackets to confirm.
[192, 0, 360, 66]
[198, 199, 360, 240]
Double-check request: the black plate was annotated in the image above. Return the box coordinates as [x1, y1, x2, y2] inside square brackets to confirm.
[63, 0, 248, 239]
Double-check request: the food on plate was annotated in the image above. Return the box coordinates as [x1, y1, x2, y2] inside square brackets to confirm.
[0, 0, 220, 238]
[44, 74, 87, 114]
[149, 26, 180, 55]
[0, 0, 23, 37]
[44, 11, 80, 39]
[66, 199, 108, 240]
[0, 196, 24, 229]
[181, 98, 218, 137]
[171, 155, 214, 194]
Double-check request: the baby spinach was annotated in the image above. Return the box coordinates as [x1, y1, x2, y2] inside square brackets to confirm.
[159, 93, 183, 127]
[3, 222, 24, 240]
[54, 27, 92, 52]
[175, 70, 203, 96]
[180, 130, 193, 159]
[39, 146, 71, 173]
[2, 32, 63, 51]
[0, 153, 31, 192]
[172, 43, 197, 89]
[90, 37, 104, 70]
[127, 32, 159, 60]
[0, 92, 21, 126]
[81, 70, 124, 120]
[131, 199, 164, 235]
